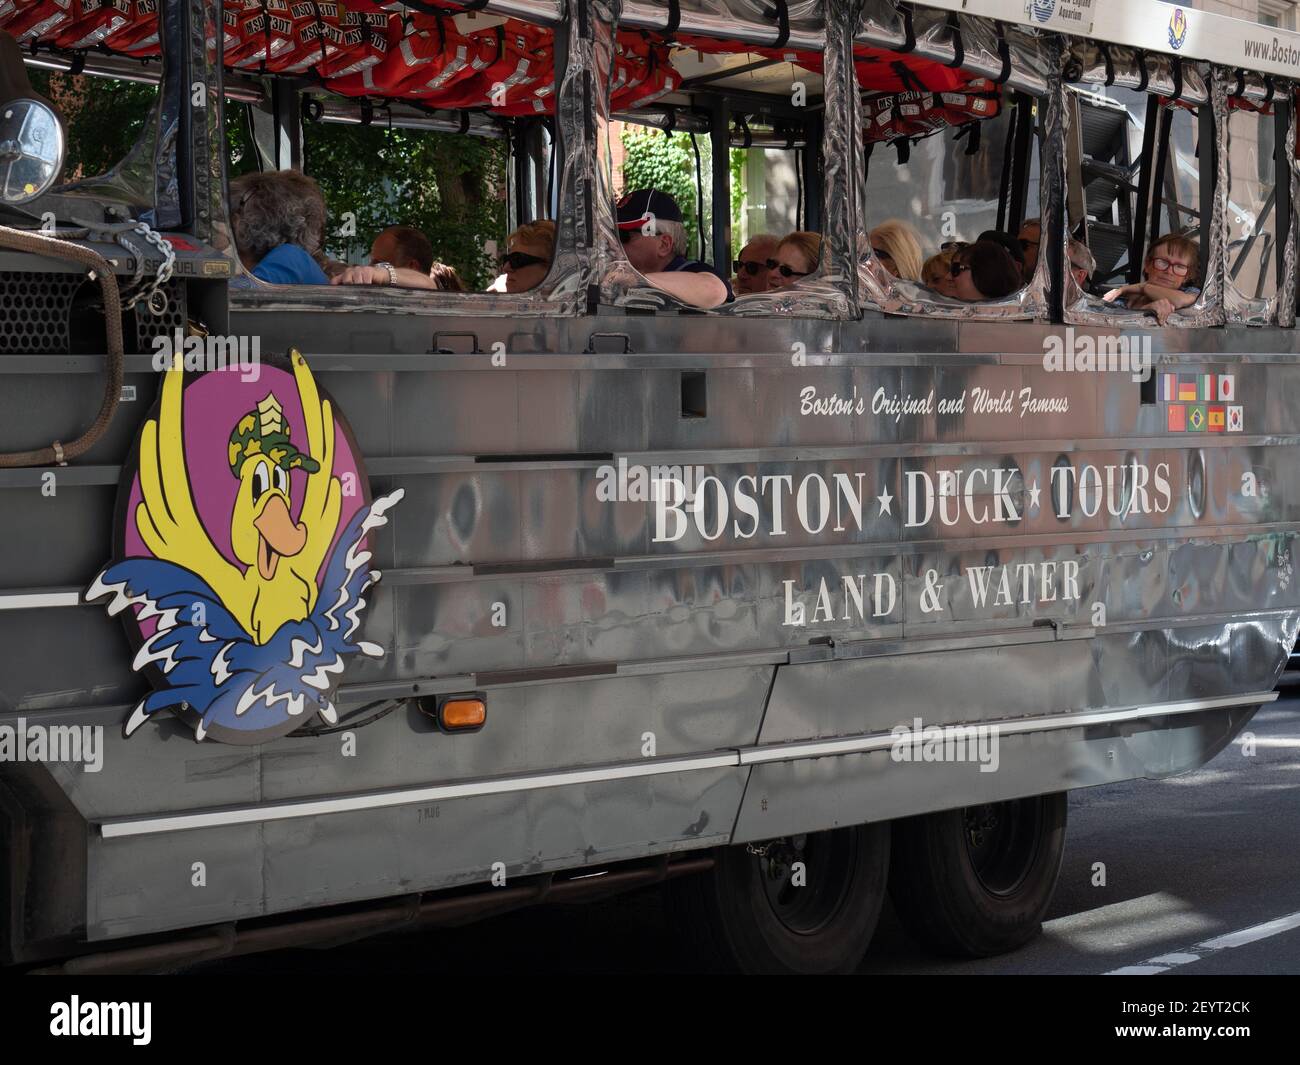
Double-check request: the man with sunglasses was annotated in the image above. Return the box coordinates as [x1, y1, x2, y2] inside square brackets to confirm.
[616, 189, 731, 309]
[732, 234, 778, 295]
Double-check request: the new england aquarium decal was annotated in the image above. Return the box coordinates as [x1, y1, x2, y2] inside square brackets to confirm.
[87, 350, 403, 744]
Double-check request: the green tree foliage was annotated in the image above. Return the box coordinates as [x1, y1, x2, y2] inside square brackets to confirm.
[621, 126, 707, 256]
[228, 103, 506, 290]
[29, 70, 156, 180]
[620, 125, 748, 263]
[27, 72, 506, 290]
[299, 116, 505, 289]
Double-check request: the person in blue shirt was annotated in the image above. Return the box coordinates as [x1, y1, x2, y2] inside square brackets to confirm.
[229, 171, 330, 286]
[615, 189, 732, 308]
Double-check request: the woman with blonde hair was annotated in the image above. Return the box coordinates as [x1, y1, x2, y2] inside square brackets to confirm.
[767, 231, 822, 290]
[869, 220, 924, 281]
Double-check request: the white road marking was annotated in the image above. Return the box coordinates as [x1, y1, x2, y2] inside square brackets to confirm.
[1104, 909, 1300, 974]
[1198, 911, 1300, 950]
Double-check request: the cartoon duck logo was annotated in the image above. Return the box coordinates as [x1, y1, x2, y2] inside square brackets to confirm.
[86, 350, 403, 744]
[1168, 7, 1188, 50]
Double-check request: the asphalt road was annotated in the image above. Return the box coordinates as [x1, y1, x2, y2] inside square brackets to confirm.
[193, 692, 1300, 976]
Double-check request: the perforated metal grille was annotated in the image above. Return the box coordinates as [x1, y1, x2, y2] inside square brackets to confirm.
[0, 272, 79, 354]
[134, 280, 189, 351]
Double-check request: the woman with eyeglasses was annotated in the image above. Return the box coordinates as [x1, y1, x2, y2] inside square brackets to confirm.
[1102, 233, 1200, 325]
[869, 220, 923, 281]
[767, 231, 822, 290]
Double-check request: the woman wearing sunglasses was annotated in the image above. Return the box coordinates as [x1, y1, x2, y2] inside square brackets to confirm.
[922, 249, 958, 298]
[767, 231, 822, 290]
[1102, 233, 1200, 325]
[497, 219, 556, 294]
[949, 239, 1022, 302]
[869, 220, 923, 281]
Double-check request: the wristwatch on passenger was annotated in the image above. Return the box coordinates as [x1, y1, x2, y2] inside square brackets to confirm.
[374, 261, 398, 286]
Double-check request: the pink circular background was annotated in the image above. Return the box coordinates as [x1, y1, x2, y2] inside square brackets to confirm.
[123, 363, 366, 592]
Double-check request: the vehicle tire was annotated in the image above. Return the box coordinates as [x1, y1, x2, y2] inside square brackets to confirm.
[888, 793, 1067, 958]
[665, 822, 890, 974]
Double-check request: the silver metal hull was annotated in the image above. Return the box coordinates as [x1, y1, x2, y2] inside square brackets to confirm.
[1, 311, 1294, 951]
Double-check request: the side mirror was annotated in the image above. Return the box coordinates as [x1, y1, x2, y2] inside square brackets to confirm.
[0, 32, 65, 206]
[0, 98, 65, 204]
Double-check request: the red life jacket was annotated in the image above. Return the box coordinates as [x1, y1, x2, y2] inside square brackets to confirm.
[610, 39, 677, 113]
[329, 14, 485, 97]
[205, 0, 258, 62]
[314, 7, 390, 80]
[673, 34, 971, 96]
[863, 77, 1000, 143]
[99, 0, 160, 54]
[420, 24, 546, 110]
[225, 0, 298, 71]
[53, 0, 134, 50]
[3, 0, 72, 43]
[262, 1, 348, 75]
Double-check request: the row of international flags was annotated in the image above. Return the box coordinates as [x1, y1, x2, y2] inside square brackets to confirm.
[1159, 372, 1235, 403]
[1159, 373, 1243, 433]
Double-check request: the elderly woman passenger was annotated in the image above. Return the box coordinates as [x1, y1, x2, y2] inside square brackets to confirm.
[1102, 233, 1200, 325]
[229, 171, 330, 285]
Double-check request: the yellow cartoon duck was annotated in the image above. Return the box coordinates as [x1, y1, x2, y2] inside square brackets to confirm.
[134, 350, 342, 644]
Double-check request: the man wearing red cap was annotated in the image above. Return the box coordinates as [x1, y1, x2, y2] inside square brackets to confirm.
[616, 189, 731, 309]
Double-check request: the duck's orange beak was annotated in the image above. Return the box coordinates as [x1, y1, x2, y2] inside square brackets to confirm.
[253, 494, 307, 580]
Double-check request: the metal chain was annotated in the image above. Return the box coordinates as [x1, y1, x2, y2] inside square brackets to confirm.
[113, 220, 177, 314]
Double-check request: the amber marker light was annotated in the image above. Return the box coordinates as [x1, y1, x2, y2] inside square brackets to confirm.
[438, 695, 487, 733]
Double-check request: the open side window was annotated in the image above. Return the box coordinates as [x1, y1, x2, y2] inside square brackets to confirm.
[852, 4, 1055, 321]
[214, 3, 582, 317]
[1222, 73, 1292, 325]
[595, 3, 851, 318]
[1062, 45, 1228, 329]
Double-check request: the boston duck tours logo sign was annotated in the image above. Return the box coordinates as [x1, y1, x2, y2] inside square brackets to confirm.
[86, 350, 402, 744]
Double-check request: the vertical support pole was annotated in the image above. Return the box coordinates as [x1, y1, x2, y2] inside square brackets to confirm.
[546, 0, 602, 309]
[271, 81, 302, 171]
[995, 100, 1017, 234]
[1278, 89, 1298, 327]
[1198, 100, 1217, 278]
[1130, 94, 1161, 283]
[1008, 93, 1034, 233]
[824, 0, 864, 310]
[802, 112, 824, 236]
[707, 96, 731, 270]
[1042, 60, 1067, 324]
[1274, 96, 1292, 292]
